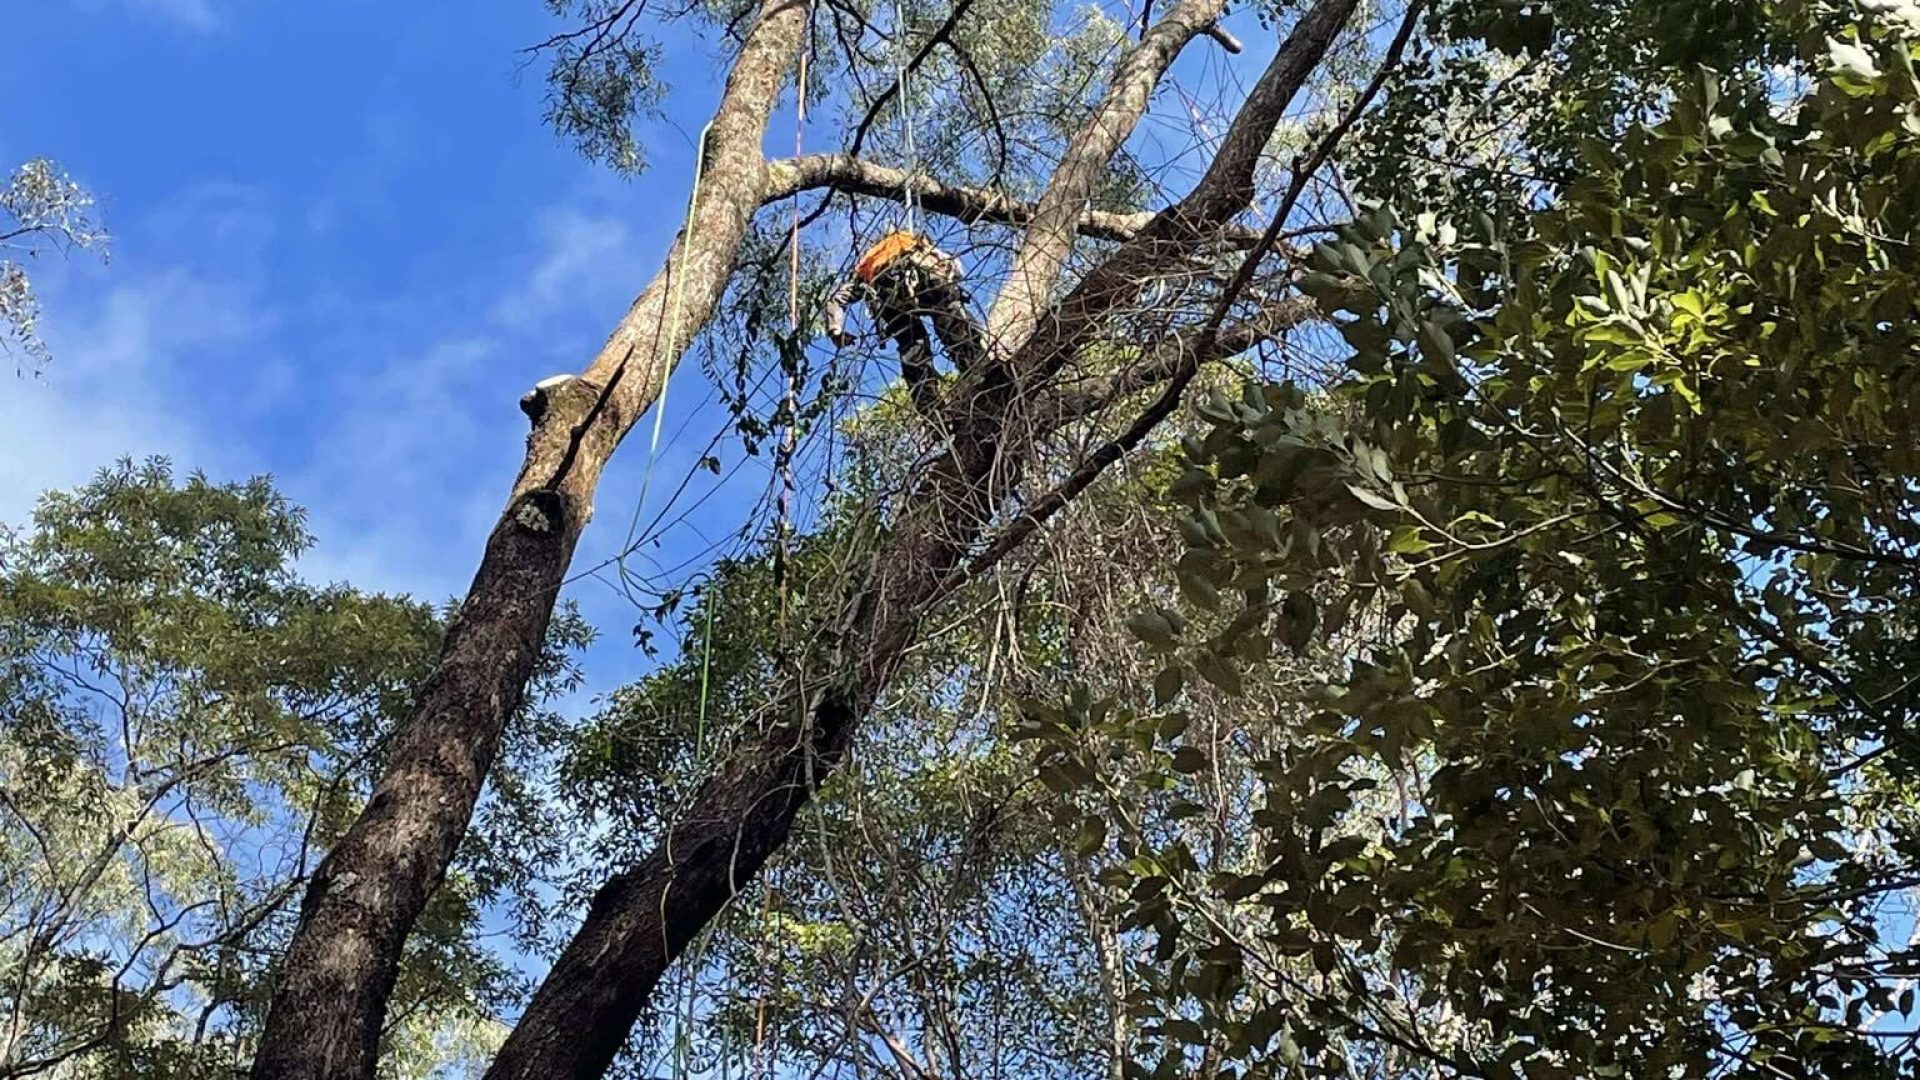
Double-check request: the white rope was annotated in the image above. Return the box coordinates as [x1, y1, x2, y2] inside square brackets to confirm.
[893, 0, 921, 231]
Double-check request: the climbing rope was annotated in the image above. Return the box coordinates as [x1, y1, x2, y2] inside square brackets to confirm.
[892, 0, 922, 230]
[773, 17, 813, 636]
[619, 119, 715, 600]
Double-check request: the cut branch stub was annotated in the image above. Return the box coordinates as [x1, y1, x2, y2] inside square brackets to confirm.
[245, 3, 812, 1079]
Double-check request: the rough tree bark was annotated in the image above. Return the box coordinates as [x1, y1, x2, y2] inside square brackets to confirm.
[482, 4, 1356, 1077]
[981, 0, 1232, 362]
[246, 2, 810, 1077]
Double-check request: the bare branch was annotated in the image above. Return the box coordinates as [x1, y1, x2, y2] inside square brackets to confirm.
[1028, 297, 1318, 435]
[762, 154, 1287, 251]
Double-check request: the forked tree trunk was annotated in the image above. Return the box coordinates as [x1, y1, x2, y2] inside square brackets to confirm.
[247, 3, 810, 1076]
[483, 5, 1355, 1076]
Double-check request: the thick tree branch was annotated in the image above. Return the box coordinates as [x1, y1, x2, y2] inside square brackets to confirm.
[246, 3, 812, 1078]
[762, 153, 1286, 249]
[981, 0, 1358, 402]
[983, 0, 1233, 362]
[767, 154, 1179, 241]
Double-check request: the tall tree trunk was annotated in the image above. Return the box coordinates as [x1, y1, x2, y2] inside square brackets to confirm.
[483, 5, 1356, 1076]
[247, 3, 810, 1077]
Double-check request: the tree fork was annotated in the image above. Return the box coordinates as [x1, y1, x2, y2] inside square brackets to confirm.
[247, 2, 812, 1076]
[481, 4, 1358, 1074]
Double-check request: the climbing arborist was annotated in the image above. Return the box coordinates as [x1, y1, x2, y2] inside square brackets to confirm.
[824, 229, 984, 417]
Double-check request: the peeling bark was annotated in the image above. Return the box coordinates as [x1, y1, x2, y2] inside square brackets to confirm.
[246, 3, 811, 1077]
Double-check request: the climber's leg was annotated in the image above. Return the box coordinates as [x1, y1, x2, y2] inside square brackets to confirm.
[871, 275, 942, 418]
[923, 281, 984, 375]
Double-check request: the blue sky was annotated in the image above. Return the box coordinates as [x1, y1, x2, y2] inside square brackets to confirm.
[3, 0, 769, 695]
[3, 0, 1293, 698]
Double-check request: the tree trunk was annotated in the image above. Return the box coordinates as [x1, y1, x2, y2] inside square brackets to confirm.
[246, 3, 811, 1077]
[482, 5, 1356, 1076]
[483, 443, 989, 1080]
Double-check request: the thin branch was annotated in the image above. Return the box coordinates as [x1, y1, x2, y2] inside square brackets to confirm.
[1027, 297, 1318, 434]
[847, 0, 977, 160]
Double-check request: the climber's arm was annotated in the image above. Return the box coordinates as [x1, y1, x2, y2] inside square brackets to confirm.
[824, 279, 867, 347]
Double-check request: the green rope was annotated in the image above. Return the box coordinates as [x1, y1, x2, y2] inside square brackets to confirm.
[621, 119, 717, 594]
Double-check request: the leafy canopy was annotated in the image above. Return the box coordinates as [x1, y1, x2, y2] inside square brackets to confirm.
[1033, 0, 1920, 1075]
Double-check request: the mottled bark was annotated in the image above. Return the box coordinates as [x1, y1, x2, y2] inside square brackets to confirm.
[246, 3, 810, 1078]
[981, 0, 1358, 403]
[482, 7, 1356, 1076]
[983, 0, 1233, 362]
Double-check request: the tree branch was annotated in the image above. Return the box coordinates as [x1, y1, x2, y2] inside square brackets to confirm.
[761, 153, 1285, 250]
[1027, 296, 1318, 435]
[982, 0, 1233, 362]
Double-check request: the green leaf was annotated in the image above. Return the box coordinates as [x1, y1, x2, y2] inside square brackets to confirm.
[1345, 483, 1401, 512]
[1387, 526, 1435, 555]
[1153, 665, 1185, 706]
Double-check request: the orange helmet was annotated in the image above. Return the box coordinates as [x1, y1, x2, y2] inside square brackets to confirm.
[854, 230, 926, 284]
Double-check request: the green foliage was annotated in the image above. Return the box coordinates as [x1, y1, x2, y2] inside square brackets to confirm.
[2, 158, 107, 371]
[1037, 3, 1920, 1076]
[1349, 0, 1794, 223]
[0, 460, 571, 1077]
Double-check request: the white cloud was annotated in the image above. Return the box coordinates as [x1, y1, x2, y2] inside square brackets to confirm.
[0, 265, 261, 526]
[124, 0, 220, 31]
[63, 0, 223, 32]
[491, 207, 639, 332]
[285, 334, 515, 600]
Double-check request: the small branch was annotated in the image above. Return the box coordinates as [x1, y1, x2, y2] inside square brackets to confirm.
[847, 0, 976, 159]
[1028, 297, 1318, 434]
[965, 357, 1202, 577]
[1202, 23, 1243, 53]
